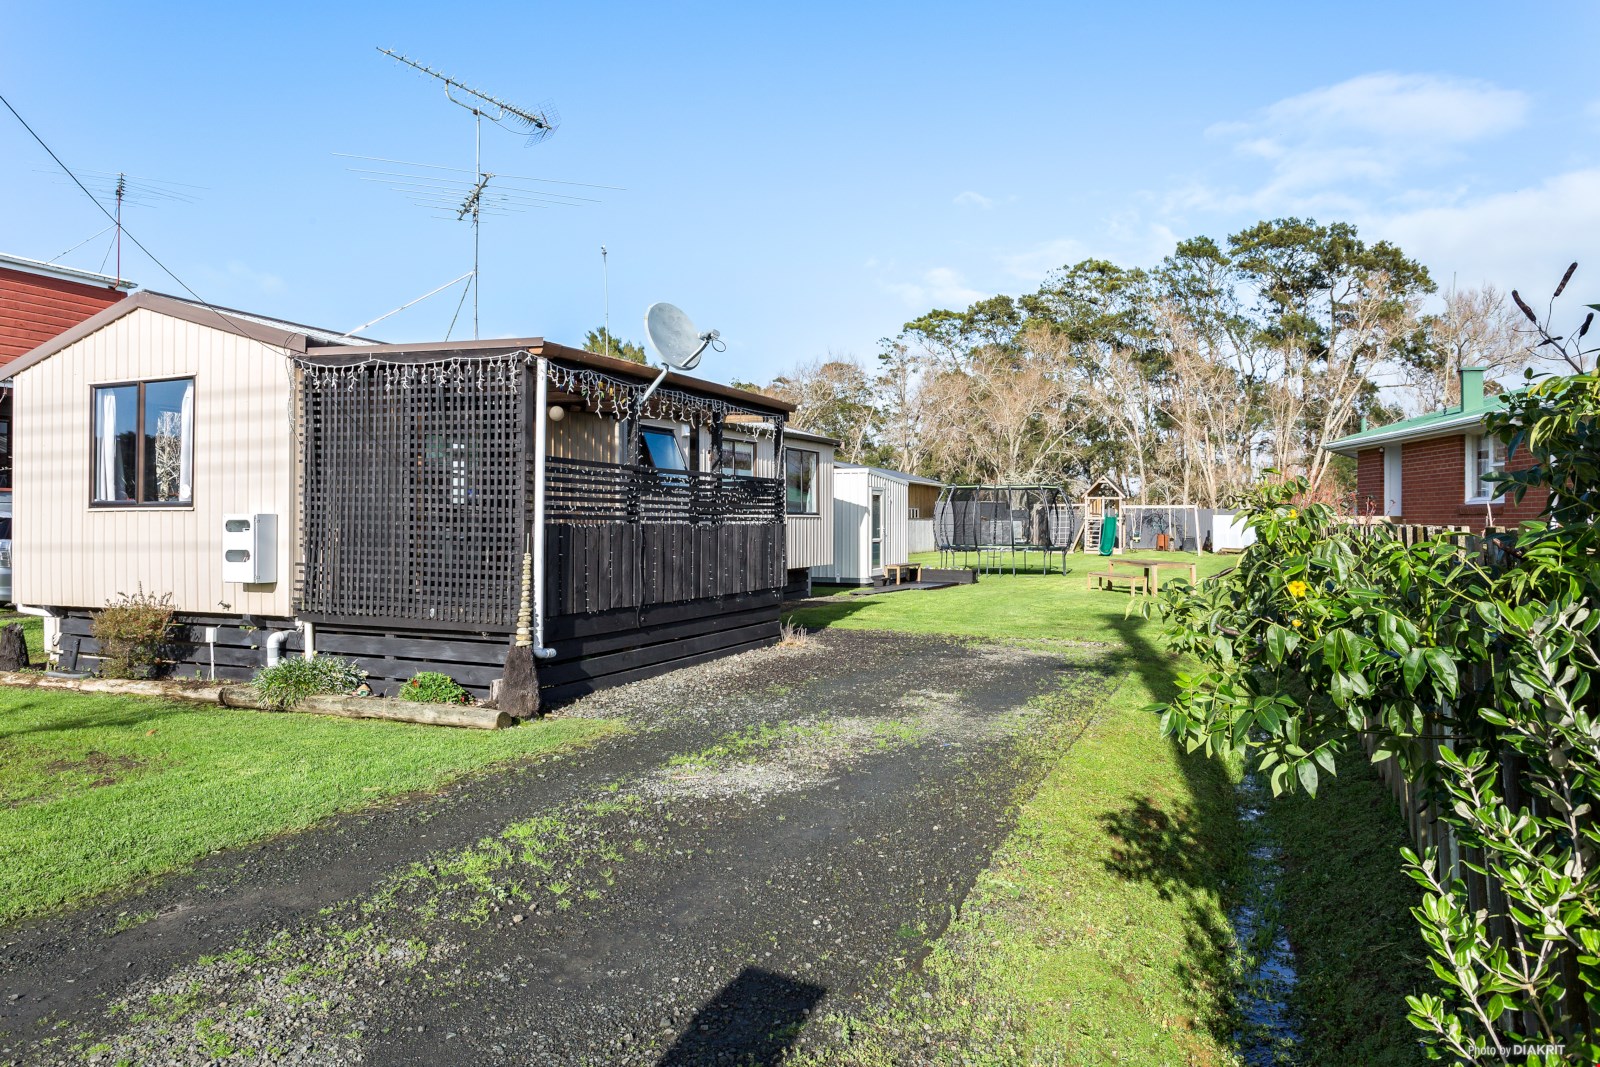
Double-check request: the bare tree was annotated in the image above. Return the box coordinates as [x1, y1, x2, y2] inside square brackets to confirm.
[769, 355, 879, 463]
[1409, 284, 1527, 410]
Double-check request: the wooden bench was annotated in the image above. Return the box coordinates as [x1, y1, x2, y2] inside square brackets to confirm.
[1087, 570, 1148, 595]
[884, 563, 921, 585]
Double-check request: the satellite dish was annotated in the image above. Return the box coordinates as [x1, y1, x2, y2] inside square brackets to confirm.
[645, 302, 722, 371]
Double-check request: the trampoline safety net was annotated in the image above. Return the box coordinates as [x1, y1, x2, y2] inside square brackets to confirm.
[933, 485, 1079, 574]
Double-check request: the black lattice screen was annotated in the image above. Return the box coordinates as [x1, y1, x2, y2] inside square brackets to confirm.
[297, 359, 526, 628]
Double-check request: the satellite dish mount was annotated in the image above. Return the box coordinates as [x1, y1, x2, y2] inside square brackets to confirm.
[640, 302, 724, 405]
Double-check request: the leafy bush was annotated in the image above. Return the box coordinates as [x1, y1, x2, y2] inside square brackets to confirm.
[1148, 336, 1600, 1061]
[252, 655, 366, 710]
[91, 588, 175, 679]
[398, 671, 471, 705]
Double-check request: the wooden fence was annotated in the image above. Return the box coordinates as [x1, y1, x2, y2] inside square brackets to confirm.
[1334, 519, 1592, 1038]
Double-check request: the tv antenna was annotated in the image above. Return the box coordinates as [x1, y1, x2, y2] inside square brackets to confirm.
[642, 302, 724, 404]
[40, 167, 203, 285]
[378, 48, 561, 338]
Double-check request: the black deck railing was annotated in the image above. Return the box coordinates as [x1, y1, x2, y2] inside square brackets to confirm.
[543, 457, 784, 526]
[540, 457, 786, 616]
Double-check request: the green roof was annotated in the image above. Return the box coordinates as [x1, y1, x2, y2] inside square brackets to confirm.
[1324, 390, 1514, 455]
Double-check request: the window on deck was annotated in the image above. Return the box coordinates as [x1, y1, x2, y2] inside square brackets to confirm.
[721, 439, 755, 478]
[93, 378, 194, 506]
[639, 427, 688, 471]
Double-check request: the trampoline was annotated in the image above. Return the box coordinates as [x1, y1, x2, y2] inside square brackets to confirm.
[934, 484, 1078, 574]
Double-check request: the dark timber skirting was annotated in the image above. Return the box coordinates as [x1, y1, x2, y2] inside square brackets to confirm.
[56, 612, 302, 682]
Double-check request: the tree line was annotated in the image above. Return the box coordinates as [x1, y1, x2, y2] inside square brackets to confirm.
[747, 217, 1533, 507]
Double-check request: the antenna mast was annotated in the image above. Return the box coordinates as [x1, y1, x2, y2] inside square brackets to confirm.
[601, 245, 610, 359]
[378, 48, 559, 338]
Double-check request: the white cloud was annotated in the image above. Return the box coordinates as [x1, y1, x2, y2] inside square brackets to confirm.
[881, 265, 988, 309]
[1246, 72, 1527, 146]
[953, 190, 994, 210]
[997, 237, 1089, 281]
[1372, 169, 1600, 297]
[1193, 73, 1531, 213]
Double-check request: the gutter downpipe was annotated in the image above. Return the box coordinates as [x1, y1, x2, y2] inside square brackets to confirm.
[531, 355, 556, 660]
[15, 605, 59, 662]
[266, 619, 304, 668]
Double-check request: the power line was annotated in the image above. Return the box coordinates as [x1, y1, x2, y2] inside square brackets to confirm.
[0, 91, 212, 309]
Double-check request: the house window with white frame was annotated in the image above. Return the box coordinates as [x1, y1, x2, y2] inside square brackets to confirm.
[1466, 433, 1503, 503]
[92, 377, 195, 506]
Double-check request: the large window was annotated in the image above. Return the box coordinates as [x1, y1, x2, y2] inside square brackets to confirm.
[1467, 434, 1503, 502]
[93, 378, 194, 506]
[721, 439, 755, 478]
[786, 448, 818, 514]
[639, 427, 688, 471]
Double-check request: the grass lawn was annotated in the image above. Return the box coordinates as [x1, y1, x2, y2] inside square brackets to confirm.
[790, 551, 1236, 645]
[785, 550, 1429, 1065]
[0, 689, 616, 925]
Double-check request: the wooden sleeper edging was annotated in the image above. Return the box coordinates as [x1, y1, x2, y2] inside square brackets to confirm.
[0, 672, 512, 730]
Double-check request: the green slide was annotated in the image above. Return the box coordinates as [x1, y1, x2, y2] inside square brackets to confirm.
[1099, 514, 1117, 556]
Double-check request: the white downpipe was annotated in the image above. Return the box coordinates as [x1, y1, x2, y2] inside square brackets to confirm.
[16, 605, 59, 662]
[532, 356, 556, 659]
[301, 620, 316, 660]
[266, 619, 304, 668]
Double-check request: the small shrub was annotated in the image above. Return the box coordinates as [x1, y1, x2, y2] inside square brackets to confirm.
[252, 656, 366, 710]
[777, 618, 812, 649]
[91, 588, 176, 679]
[398, 671, 471, 705]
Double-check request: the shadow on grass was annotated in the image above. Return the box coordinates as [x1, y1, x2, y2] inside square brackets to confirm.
[1093, 610, 1245, 1049]
[0, 694, 196, 741]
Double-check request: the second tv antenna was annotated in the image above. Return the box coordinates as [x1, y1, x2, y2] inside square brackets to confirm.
[379, 48, 561, 338]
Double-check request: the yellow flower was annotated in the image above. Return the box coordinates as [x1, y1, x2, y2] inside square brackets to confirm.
[1287, 508, 1299, 519]
[1291, 618, 1303, 629]
[1286, 580, 1308, 598]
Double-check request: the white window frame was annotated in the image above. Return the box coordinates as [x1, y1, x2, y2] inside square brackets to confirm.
[1465, 434, 1504, 504]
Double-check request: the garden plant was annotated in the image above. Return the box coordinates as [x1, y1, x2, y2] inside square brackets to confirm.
[251, 655, 367, 710]
[1147, 276, 1600, 1064]
[398, 670, 471, 705]
[90, 588, 176, 679]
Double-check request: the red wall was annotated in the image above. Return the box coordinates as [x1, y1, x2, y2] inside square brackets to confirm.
[0, 266, 125, 365]
[1353, 434, 1548, 532]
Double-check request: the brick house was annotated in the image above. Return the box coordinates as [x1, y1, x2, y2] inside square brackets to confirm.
[1, 254, 134, 488]
[1324, 366, 1548, 532]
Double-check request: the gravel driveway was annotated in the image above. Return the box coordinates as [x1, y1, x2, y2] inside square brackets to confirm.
[0, 628, 1112, 1066]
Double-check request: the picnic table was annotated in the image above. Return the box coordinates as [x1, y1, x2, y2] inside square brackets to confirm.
[1105, 557, 1196, 594]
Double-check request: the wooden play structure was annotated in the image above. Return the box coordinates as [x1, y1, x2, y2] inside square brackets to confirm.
[1070, 478, 1125, 554]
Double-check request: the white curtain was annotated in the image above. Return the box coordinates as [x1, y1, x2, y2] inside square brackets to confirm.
[178, 381, 194, 502]
[95, 390, 118, 501]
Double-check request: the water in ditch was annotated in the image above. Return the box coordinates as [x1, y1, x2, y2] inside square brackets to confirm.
[1230, 768, 1304, 1065]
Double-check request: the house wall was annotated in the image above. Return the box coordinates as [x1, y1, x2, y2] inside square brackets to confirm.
[0, 266, 126, 364]
[814, 469, 908, 584]
[14, 307, 296, 616]
[785, 439, 834, 571]
[548, 409, 618, 462]
[1353, 434, 1547, 531]
[907, 482, 940, 518]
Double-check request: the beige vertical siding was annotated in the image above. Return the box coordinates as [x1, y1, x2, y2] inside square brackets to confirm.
[547, 409, 618, 462]
[14, 307, 296, 616]
[784, 440, 834, 570]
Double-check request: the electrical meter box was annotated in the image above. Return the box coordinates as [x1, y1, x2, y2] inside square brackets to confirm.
[221, 514, 276, 584]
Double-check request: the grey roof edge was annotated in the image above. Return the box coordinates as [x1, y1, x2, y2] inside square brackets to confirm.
[835, 464, 942, 486]
[781, 427, 842, 447]
[0, 252, 136, 290]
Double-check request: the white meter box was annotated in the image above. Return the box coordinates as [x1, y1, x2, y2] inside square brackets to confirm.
[222, 514, 277, 584]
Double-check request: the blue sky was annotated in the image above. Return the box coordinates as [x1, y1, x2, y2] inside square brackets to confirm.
[4, 1, 1599, 384]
